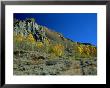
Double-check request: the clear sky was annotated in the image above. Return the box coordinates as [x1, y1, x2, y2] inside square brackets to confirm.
[14, 13, 97, 46]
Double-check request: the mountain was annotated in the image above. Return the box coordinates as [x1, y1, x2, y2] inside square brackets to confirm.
[13, 18, 97, 75]
[14, 18, 73, 44]
[14, 18, 97, 57]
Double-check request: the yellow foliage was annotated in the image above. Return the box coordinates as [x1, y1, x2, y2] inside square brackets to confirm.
[91, 46, 97, 56]
[78, 46, 83, 54]
[52, 44, 64, 56]
[44, 38, 50, 46]
[76, 45, 83, 55]
[83, 45, 90, 56]
[15, 34, 24, 42]
[75, 44, 97, 57]
[36, 42, 43, 48]
[27, 33, 35, 43]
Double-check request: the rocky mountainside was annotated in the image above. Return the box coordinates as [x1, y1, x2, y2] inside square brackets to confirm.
[14, 18, 75, 48]
[13, 18, 97, 75]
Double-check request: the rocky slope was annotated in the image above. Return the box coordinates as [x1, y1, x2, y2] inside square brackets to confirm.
[13, 18, 97, 75]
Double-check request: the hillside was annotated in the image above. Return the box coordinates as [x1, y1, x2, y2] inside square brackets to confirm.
[13, 18, 97, 75]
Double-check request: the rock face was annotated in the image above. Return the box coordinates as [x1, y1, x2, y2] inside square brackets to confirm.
[14, 18, 68, 44]
[14, 18, 46, 42]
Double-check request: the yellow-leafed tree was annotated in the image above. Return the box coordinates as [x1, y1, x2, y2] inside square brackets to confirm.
[75, 43, 97, 58]
[15, 33, 24, 42]
[27, 33, 35, 43]
[52, 44, 64, 57]
[36, 42, 43, 48]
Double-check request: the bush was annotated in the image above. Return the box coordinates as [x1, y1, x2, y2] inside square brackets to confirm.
[36, 42, 43, 48]
[75, 44, 97, 58]
[44, 38, 50, 46]
[26, 33, 36, 44]
[51, 44, 64, 57]
[15, 33, 25, 42]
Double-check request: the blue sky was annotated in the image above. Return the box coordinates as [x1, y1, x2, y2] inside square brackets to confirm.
[14, 13, 97, 46]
